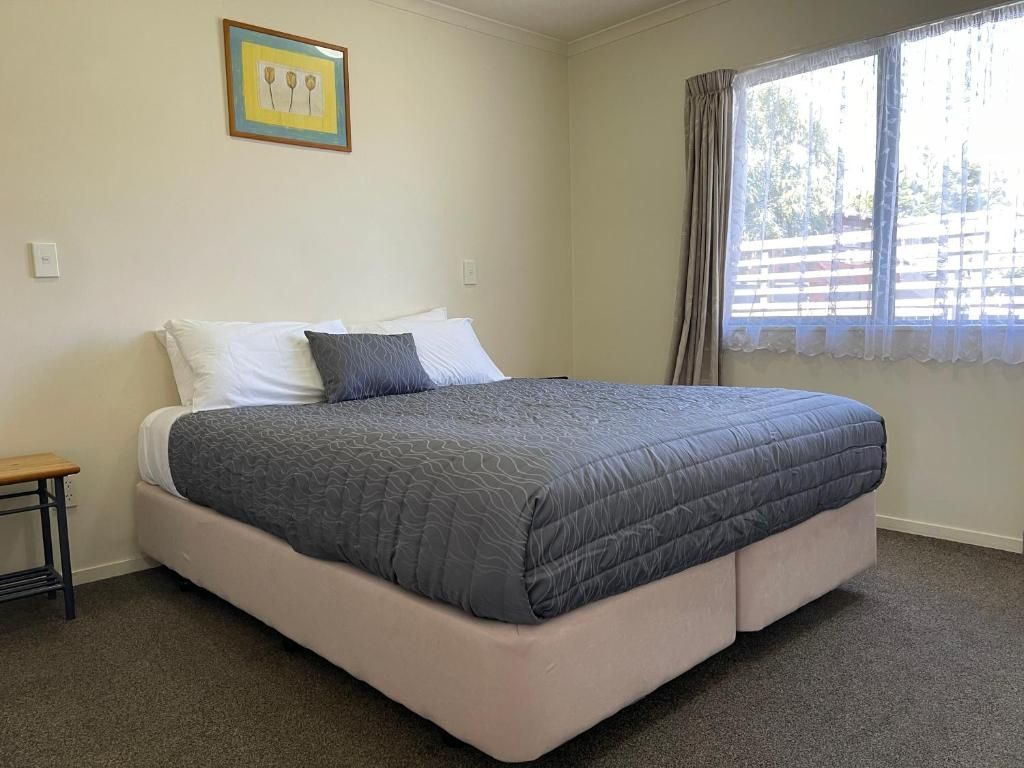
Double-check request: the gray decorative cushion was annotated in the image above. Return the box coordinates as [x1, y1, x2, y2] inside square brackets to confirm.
[305, 332, 434, 403]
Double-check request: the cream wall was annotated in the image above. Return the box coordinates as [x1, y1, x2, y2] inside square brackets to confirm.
[0, 0, 571, 578]
[569, 0, 1024, 551]
[3, 0, 1020, 588]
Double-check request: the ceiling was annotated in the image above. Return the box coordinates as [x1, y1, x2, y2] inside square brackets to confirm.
[432, 0, 680, 42]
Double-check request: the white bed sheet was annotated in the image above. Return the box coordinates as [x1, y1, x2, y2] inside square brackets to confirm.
[138, 406, 190, 498]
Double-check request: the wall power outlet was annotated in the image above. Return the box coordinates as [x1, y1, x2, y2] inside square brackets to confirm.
[63, 476, 78, 508]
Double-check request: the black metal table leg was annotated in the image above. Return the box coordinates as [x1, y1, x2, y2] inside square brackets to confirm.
[54, 478, 76, 619]
[37, 479, 56, 600]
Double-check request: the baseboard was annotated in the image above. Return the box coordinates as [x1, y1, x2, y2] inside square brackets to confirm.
[877, 514, 1023, 554]
[74, 556, 159, 585]
[62, 518, 1023, 585]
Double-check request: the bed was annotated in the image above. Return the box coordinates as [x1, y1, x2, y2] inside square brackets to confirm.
[137, 378, 885, 761]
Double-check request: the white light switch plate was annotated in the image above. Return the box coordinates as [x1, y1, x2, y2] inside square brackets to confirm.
[462, 259, 478, 286]
[31, 242, 60, 278]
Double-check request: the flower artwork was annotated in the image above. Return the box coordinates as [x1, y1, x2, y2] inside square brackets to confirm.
[223, 20, 350, 151]
[286, 70, 297, 111]
[263, 66, 276, 109]
[305, 74, 317, 114]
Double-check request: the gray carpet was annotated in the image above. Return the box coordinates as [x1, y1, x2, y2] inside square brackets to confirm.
[0, 531, 1021, 768]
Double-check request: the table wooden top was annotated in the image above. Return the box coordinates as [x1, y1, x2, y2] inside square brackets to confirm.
[0, 453, 80, 486]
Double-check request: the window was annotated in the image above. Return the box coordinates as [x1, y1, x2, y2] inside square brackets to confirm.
[724, 4, 1024, 363]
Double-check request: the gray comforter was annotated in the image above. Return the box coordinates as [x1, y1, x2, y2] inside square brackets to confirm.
[168, 379, 886, 624]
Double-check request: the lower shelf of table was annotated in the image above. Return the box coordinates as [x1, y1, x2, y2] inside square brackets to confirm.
[0, 566, 65, 603]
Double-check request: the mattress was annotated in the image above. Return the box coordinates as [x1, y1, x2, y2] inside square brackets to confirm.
[138, 405, 190, 497]
[157, 379, 886, 624]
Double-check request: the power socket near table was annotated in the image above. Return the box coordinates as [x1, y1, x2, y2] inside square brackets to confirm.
[63, 476, 78, 508]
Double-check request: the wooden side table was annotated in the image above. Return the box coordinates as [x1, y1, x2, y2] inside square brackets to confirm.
[0, 453, 80, 619]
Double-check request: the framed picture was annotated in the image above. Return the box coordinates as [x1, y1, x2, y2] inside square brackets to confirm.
[223, 19, 351, 152]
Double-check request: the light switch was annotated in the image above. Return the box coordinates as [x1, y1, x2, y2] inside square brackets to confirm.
[462, 259, 478, 286]
[31, 242, 60, 278]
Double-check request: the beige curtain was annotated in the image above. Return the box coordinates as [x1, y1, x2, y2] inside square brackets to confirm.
[669, 70, 735, 386]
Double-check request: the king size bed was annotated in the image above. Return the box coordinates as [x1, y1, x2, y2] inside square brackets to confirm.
[137, 378, 885, 762]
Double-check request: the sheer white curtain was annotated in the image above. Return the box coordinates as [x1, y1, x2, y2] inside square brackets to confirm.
[724, 2, 1024, 364]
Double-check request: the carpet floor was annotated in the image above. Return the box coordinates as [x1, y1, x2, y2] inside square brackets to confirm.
[0, 531, 1021, 768]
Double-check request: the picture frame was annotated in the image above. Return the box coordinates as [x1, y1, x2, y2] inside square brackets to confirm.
[223, 19, 351, 152]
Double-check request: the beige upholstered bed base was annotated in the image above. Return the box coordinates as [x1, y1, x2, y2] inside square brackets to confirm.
[135, 483, 876, 763]
[736, 492, 877, 631]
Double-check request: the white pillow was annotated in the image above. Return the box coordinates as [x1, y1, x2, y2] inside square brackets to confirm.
[409, 318, 506, 387]
[164, 319, 347, 411]
[347, 307, 447, 335]
[156, 329, 196, 406]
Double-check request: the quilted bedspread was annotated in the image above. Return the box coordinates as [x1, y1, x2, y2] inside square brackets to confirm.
[168, 379, 886, 624]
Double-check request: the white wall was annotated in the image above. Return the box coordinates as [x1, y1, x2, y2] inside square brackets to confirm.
[4, 0, 1019, 587]
[0, 0, 571, 579]
[569, 0, 1024, 551]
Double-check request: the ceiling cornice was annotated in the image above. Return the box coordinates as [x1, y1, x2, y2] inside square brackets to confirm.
[371, 0, 568, 55]
[568, 0, 731, 56]
[371, 0, 730, 58]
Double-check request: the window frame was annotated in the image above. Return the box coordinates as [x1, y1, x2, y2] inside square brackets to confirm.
[725, 48, 887, 329]
[725, 19, 1023, 333]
